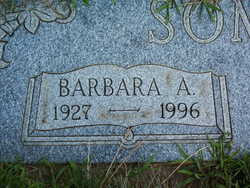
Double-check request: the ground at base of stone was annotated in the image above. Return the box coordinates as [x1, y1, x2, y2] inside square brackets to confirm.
[0, 161, 241, 188]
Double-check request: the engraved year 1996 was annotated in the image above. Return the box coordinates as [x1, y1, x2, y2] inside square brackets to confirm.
[54, 104, 91, 120]
[160, 102, 200, 119]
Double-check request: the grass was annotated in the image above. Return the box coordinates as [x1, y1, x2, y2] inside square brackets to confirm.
[1, 136, 250, 188]
[153, 0, 222, 23]
[0, 160, 190, 188]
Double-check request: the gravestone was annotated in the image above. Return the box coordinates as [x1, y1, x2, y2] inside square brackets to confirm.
[0, 0, 249, 163]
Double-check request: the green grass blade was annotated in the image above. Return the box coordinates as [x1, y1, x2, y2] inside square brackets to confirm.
[178, 169, 193, 176]
[216, 184, 227, 188]
[204, 1, 221, 12]
[172, 0, 181, 15]
[82, 0, 89, 6]
[155, 4, 169, 14]
[177, 144, 189, 159]
[55, 166, 66, 182]
[111, 0, 117, 5]
[176, 177, 195, 188]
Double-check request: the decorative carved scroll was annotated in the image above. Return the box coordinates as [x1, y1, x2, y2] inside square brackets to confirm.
[0, 0, 75, 69]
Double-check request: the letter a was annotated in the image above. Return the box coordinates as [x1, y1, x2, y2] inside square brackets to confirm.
[177, 77, 191, 96]
[72, 79, 86, 96]
[116, 79, 130, 96]
[147, 78, 161, 96]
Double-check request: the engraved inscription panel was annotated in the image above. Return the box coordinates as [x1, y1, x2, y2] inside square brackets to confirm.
[22, 65, 232, 148]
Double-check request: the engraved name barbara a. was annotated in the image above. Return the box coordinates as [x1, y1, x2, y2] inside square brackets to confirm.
[59, 77, 191, 97]
[55, 76, 200, 122]
[149, 0, 250, 44]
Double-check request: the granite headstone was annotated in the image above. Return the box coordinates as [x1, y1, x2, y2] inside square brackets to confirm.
[0, 0, 249, 163]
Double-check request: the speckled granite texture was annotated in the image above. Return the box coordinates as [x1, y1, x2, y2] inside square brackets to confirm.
[0, 0, 249, 163]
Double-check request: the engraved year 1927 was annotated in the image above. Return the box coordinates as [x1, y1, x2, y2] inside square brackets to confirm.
[54, 104, 91, 121]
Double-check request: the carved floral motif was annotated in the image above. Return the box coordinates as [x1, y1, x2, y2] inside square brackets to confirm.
[0, 0, 75, 69]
